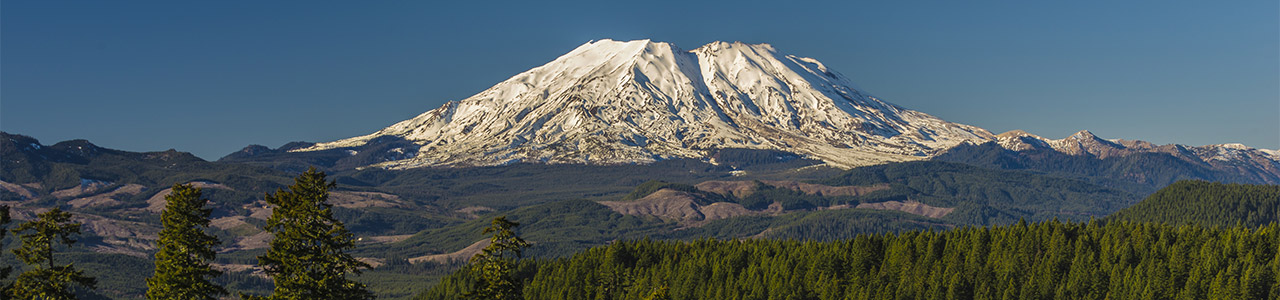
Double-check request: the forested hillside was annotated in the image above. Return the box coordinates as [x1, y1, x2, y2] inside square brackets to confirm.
[932, 142, 1274, 194]
[1108, 180, 1280, 227]
[418, 220, 1280, 300]
[817, 161, 1137, 224]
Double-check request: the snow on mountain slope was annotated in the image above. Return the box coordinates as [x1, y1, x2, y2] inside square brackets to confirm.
[299, 39, 994, 168]
[992, 130, 1280, 182]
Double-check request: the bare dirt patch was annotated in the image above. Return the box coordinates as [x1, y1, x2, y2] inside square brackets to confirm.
[51, 179, 114, 199]
[76, 213, 160, 256]
[599, 189, 705, 222]
[358, 257, 386, 268]
[456, 206, 495, 219]
[224, 231, 273, 252]
[409, 239, 491, 264]
[68, 184, 147, 208]
[694, 181, 763, 198]
[0, 180, 38, 199]
[600, 189, 766, 227]
[210, 215, 251, 230]
[329, 191, 408, 208]
[698, 202, 757, 222]
[856, 200, 955, 218]
[145, 181, 233, 212]
[245, 200, 273, 220]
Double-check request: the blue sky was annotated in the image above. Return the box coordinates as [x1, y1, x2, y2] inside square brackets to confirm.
[3, 1, 1277, 159]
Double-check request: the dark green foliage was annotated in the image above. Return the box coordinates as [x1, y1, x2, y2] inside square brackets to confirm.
[621, 180, 731, 206]
[147, 183, 226, 299]
[420, 221, 1280, 300]
[464, 216, 531, 300]
[707, 149, 821, 171]
[819, 161, 1137, 224]
[217, 137, 422, 173]
[363, 200, 676, 261]
[738, 182, 834, 210]
[664, 209, 951, 241]
[1108, 180, 1280, 227]
[622, 180, 700, 201]
[1, 205, 10, 283]
[250, 168, 372, 300]
[8, 208, 97, 300]
[933, 142, 1274, 194]
[61, 252, 154, 299]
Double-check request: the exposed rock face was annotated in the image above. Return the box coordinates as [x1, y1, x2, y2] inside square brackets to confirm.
[300, 39, 993, 169]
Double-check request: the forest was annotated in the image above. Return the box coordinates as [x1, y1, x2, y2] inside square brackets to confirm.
[418, 220, 1280, 300]
[1107, 180, 1280, 227]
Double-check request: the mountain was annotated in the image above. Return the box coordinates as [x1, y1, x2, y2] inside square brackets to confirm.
[937, 130, 1280, 192]
[295, 39, 994, 169]
[996, 129, 1280, 169]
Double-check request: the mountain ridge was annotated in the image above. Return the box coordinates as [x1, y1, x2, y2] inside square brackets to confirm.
[986, 129, 1280, 183]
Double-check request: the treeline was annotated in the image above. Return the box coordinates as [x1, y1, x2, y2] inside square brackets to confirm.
[1108, 180, 1280, 227]
[418, 220, 1280, 300]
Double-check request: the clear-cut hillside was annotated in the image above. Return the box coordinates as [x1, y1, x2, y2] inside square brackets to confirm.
[299, 39, 994, 168]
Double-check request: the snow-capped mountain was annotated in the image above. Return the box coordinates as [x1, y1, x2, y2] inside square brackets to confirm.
[992, 129, 1280, 183]
[299, 39, 994, 168]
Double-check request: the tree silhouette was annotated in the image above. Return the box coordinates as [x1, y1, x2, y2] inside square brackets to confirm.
[249, 168, 372, 300]
[466, 216, 531, 300]
[147, 183, 226, 299]
[8, 208, 96, 300]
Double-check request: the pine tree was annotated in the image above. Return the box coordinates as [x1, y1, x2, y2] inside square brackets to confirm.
[146, 183, 227, 300]
[1, 205, 11, 282]
[251, 168, 372, 300]
[466, 216, 531, 300]
[8, 207, 96, 300]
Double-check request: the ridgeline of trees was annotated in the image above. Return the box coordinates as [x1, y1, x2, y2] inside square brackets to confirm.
[419, 220, 1280, 300]
[1108, 180, 1280, 227]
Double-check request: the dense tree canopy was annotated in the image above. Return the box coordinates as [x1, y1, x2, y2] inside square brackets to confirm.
[419, 220, 1279, 300]
[1108, 180, 1280, 227]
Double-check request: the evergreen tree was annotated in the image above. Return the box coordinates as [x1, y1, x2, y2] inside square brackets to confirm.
[8, 207, 96, 300]
[146, 184, 227, 300]
[1, 205, 11, 282]
[251, 168, 372, 300]
[466, 216, 531, 300]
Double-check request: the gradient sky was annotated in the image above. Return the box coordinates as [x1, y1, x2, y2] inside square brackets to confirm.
[3, 1, 1277, 160]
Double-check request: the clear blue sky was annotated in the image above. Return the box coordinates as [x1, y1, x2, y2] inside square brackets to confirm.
[3, 1, 1277, 159]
